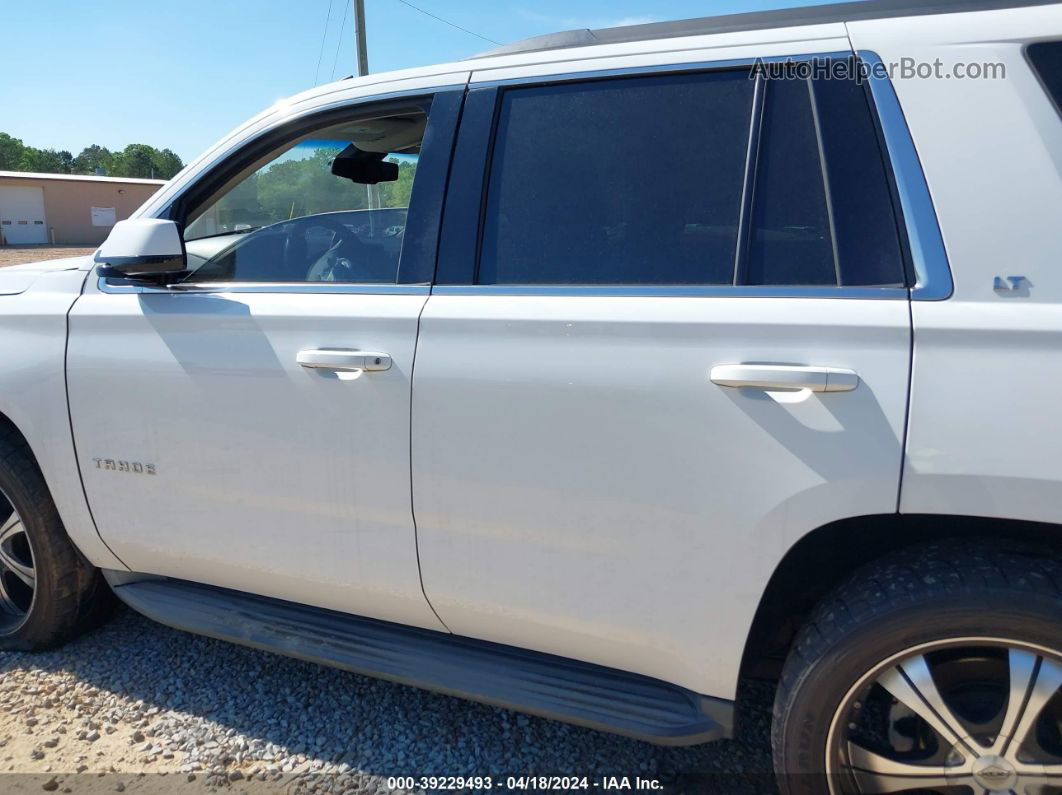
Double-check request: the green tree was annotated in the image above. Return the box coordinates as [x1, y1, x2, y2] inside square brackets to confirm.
[151, 148, 184, 180]
[0, 133, 26, 171]
[111, 144, 159, 178]
[73, 144, 114, 175]
[19, 147, 73, 173]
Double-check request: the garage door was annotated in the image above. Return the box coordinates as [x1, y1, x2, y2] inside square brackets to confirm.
[0, 186, 48, 244]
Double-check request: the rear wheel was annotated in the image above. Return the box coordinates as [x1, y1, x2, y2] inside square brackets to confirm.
[772, 541, 1062, 795]
[0, 429, 113, 650]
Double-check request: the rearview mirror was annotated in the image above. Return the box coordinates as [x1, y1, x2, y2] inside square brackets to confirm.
[330, 144, 399, 185]
[95, 219, 187, 283]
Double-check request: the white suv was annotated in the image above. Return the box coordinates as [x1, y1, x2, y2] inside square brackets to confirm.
[1, 0, 1060, 791]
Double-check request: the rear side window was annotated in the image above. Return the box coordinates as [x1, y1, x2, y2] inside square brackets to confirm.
[1028, 41, 1062, 115]
[474, 58, 906, 289]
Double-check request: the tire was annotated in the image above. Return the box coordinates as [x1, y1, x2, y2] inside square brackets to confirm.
[0, 428, 112, 650]
[772, 540, 1062, 795]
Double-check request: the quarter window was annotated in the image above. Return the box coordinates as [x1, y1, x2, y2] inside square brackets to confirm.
[1028, 41, 1062, 116]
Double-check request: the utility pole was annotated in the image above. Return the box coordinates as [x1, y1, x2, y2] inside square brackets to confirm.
[353, 0, 369, 77]
[352, 0, 379, 215]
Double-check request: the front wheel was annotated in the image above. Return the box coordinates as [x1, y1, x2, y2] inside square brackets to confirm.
[0, 430, 113, 650]
[772, 542, 1062, 795]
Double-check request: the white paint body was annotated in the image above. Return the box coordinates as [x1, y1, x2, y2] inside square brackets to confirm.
[0, 2, 1057, 703]
[94, 218, 182, 261]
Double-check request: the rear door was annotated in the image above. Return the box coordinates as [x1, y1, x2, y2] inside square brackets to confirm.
[411, 55, 915, 697]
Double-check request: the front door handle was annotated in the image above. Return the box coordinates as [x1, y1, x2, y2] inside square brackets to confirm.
[710, 364, 859, 393]
[297, 348, 392, 372]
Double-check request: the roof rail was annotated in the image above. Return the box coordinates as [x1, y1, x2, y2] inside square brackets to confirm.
[474, 0, 1054, 59]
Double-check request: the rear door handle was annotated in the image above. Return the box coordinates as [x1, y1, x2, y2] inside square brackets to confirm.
[297, 349, 392, 372]
[710, 364, 859, 393]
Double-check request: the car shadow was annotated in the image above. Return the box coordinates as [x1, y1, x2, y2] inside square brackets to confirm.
[0, 606, 778, 793]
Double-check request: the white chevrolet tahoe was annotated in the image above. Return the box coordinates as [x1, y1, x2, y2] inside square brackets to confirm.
[1, 0, 1060, 791]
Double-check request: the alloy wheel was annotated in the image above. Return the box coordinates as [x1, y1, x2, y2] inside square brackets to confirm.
[0, 490, 35, 632]
[827, 638, 1062, 794]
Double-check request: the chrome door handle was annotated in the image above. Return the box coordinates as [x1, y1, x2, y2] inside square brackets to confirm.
[710, 364, 859, 393]
[297, 349, 392, 372]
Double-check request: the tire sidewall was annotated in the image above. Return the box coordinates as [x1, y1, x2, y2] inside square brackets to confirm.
[0, 453, 60, 646]
[775, 592, 1062, 795]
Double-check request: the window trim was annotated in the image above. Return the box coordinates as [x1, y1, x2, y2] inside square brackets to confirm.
[857, 50, 953, 301]
[434, 50, 951, 300]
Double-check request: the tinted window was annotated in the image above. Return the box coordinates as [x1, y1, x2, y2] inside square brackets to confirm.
[478, 71, 754, 285]
[1028, 41, 1062, 116]
[812, 70, 905, 286]
[474, 59, 905, 289]
[746, 77, 836, 286]
[746, 70, 904, 287]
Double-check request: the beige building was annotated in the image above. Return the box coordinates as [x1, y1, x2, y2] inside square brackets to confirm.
[0, 171, 165, 247]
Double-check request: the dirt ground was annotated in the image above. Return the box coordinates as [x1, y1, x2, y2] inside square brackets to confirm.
[0, 246, 95, 268]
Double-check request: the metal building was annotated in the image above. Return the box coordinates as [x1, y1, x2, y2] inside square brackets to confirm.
[0, 171, 165, 246]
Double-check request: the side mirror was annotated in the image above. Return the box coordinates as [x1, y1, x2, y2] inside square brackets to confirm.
[95, 219, 187, 283]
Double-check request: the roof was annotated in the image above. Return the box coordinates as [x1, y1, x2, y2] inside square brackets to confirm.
[0, 171, 166, 186]
[477, 0, 1059, 58]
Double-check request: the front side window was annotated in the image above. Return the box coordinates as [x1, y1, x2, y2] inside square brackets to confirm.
[475, 58, 906, 289]
[182, 111, 424, 283]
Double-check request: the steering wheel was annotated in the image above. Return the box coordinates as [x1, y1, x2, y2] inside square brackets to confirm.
[282, 215, 363, 282]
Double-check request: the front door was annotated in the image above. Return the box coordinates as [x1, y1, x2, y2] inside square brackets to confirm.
[67, 93, 460, 630]
[411, 58, 915, 696]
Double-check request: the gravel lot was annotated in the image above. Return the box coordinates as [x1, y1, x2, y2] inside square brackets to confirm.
[0, 606, 777, 794]
[0, 246, 95, 268]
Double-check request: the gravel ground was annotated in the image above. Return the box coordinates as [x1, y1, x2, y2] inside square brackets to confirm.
[0, 606, 778, 794]
[0, 246, 95, 267]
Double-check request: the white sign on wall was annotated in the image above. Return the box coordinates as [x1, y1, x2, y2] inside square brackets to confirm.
[90, 206, 117, 227]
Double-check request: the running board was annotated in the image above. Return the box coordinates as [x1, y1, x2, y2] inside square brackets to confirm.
[108, 576, 731, 746]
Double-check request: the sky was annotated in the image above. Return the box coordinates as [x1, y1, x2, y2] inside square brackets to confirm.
[1, 0, 836, 164]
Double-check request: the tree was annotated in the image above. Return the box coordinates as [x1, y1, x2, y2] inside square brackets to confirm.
[110, 144, 158, 179]
[73, 145, 114, 175]
[0, 134, 184, 178]
[19, 147, 74, 174]
[151, 148, 184, 180]
[109, 144, 184, 179]
[0, 133, 25, 171]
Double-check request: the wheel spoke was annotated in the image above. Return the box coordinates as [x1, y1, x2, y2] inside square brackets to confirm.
[0, 516, 33, 589]
[878, 654, 978, 757]
[988, 649, 1040, 756]
[1005, 657, 1062, 764]
[844, 741, 960, 793]
[0, 510, 20, 542]
[0, 569, 21, 614]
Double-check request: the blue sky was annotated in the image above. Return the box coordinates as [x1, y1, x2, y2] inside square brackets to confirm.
[1, 0, 834, 163]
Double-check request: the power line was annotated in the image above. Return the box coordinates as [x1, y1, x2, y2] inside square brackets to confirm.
[330, 0, 351, 80]
[313, 0, 335, 85]
[393, 0, 500, 45]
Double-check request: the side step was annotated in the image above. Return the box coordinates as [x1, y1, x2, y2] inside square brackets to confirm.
[109, 577, 731, 746]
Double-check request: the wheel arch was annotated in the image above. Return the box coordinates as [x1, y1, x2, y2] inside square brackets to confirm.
[0, 406, 125, 572]
[737, 513, 1062, 727]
